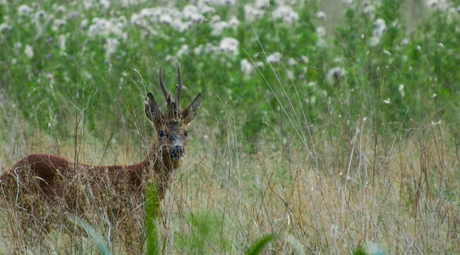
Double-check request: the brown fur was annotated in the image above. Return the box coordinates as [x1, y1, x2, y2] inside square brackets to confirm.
[0, 140, 175, 205]
[0, 65, 201, 225]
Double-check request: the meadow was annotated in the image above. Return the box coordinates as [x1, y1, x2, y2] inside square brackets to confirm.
[1, 0, 460, 254]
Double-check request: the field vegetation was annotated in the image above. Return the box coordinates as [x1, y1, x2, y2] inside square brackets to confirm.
[1, 0, 460, 254]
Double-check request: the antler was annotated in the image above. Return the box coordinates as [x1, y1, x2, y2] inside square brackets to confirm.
[159, 64, 183, 118]
[159, 66, 170, 100]
[175, 64, 183, 117]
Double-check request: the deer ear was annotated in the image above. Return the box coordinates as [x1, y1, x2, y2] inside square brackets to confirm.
[181, 93, 202, 124]
[145, 92, 163, 124]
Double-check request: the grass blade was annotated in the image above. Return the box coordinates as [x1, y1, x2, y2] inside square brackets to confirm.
[67, 215, 111, 255]
[144, 181, 159, 255]
[246, 234, 276, 255]
[284, 234, 306, 255]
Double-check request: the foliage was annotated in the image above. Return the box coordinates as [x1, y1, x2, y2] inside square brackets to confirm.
[175, 210, 232, 253]
[144, 181, 160, 255]
[68, 215, 112, 255]
[0, 0, 457, 143]
[246, 234, 276, 255]
[1, 0, 460, 254]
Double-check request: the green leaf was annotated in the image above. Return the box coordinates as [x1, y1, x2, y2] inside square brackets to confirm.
[144, 181, 160, 255]
[246, 234, 277, 255]
[67, 215, 111, 255]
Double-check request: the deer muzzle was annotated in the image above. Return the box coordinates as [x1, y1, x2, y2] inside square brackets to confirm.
[170, 145, 184, 161]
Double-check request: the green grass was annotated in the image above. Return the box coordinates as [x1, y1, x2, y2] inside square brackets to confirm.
[1, 0, 460, 254]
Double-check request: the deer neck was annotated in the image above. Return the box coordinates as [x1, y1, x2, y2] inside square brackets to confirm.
[143, 140, 180, 186]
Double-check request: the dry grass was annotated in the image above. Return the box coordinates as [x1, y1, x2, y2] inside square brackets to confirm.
[1, 112, 460, 254]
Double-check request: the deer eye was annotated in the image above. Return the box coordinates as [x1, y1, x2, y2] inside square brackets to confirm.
[184, 131, 188, 137]
[159, 130, 167, 139]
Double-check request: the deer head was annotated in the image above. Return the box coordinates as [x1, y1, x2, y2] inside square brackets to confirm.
[144, 64, 202, 163]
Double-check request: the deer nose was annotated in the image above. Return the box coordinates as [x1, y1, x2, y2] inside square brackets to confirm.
[170, 145, 185, 161]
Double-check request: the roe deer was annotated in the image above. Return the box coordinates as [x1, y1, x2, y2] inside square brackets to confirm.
[0, 64, 202, 215]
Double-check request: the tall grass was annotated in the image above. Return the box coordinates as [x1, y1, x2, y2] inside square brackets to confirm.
[1, 0, 460, 254]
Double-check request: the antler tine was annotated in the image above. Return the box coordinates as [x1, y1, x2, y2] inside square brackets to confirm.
[175, 63, 183, 115]
[159, 66, 170, 100]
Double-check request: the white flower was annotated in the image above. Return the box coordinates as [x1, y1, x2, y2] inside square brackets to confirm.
[0, 23, 11, 31]
[364, 5, 375, 14]
[194, 45, 203, 55]
[255, 0, 270, 9]
[401, 38, 409, 45]
[14, 42, 22, 50]
[35, 10, 47, 20]
[177, 44, 189, 58]
[191, 13, 205, 23]
[288, 58, 297, 66]
[160, 14, 172, 25]
[326, 67, 345, 84]
[199, 6, 215, 14]
[105, 38, 119, 63]
[59, 34, 66, 52]
[183, 5, 198, 17]
[373, 18, 386, 37]
[426, 0, 438, 7]
[183, 5, 204, 22]
[66, 11, 80, 20]
[223, 0, 236, 5]
[81, 19, 89, 29]
[140, 8, 155, 19]
[52, 19, 66, 31]
[369, 36, 380, 47]
[25, 45, 34, 59]
[211, 15, 221, 23]
[266, 52, 282, 63]
[211, 21, 228, 36]
[131, 13, 146, 27]
[342, 0, 356, 5]
[56, 5, 66, 13]
[172, 19, 190, 33]
[315, 11, 326, 20]
[87, 18, 126, 38]
[83, 0, 93, 9]
[383, 98, 391, 104]
[165, 55, 174, 62]
[273, 6, 299, 24]
[205, 43, 216, 53]
[99, 0, 110, 9]
[219, 37, 239, 55]
[299, 55, 309, 64]
[273, 6, 291, 19]
[228, 16, 240, 28]
[317, 27, 326, 37]
[240, 59, 253, 73]
[399, 84, 404, 98]
[46, 73, 55, 84]
[244, 6, 265, 21]
[18, 5, 32, 16]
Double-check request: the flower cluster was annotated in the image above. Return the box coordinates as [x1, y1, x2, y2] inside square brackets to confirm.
[272, 6, 299, 24]
[0, 0, 311, 69]
[369, 18, 386, 47]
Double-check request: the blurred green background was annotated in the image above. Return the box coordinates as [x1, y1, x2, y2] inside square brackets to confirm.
[0, 0, 459, 151]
